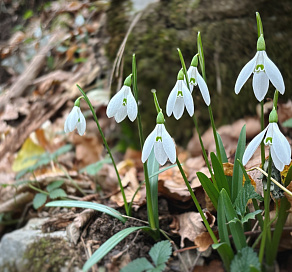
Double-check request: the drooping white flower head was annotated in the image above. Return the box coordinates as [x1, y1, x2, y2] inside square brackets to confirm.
[166, 69, 194, 120]
[106, 74, 138, 123]
[242, 110, 291, 171]
[187, 54, 210, 106]
[64, 99, 86, 136]
[235, 35, 285, 102]
[142, 112, 176, 165]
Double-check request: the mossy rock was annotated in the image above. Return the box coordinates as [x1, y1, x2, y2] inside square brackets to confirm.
[106, 0, 292, 146]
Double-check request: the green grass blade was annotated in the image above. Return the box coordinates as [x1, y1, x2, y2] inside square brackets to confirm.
[217, 191, 231, 247]
[197, 172, 219, 210]
[147, 149, 160, 230]
[212, 242, 234, 272]
[217, 132, 228, 163]
[211, 152, 230, 197]
[83, 226, 151, 271]
[256, 12, 264, 38]
[231, 125, 246, 202]
[46, 200, 126, 223]
[284, 164, 292, 187]
[220, 189, 247, 251]
[197, 32, 206, 81]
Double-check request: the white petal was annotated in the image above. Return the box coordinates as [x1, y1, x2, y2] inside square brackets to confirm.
[242, 126, 269, 165]
[126, 91, 138, 121]
[64, 113, 70, 133]
[252, 71, 269, 101]
[271, 146, 285, 171]
[263, 51, 285, 94]
[196, 72, 210, 106]
[182, 84, 194, 117]
[67, 106, 79, 132]
[141, 125, 157, 163]
[271, 123, 291, 165]
[166, 83, 178, 117]
[161, 125, 176, 163]
[235, 52, 258, 94]
[76, 109, 86, 136]
[106, 86, 128, 118]
[154, 141, 168, 165]
[173, 98, 185, 120]
[114, 105, 127, 123]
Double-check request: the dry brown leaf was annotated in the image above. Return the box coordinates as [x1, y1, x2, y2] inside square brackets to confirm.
[194, 230, 219, 252]
[110, 167, 141, 206]
[171, 212, 209, 248]
[96, 164, 119, 192]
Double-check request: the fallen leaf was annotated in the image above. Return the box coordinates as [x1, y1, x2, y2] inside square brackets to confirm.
[171, 212, 210, 248]
[193, 259, 224, 272]
[194, 231, 219, 252]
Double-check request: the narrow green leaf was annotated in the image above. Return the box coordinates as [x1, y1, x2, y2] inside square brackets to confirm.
[83, 226, 151, 271]
[218, 191, 231, 247]
[282, 118, 292, 128]
[197, 172, 219, 210]
[46, 200, 126, 223]
[149, 240, 172, 266]
[177, 48, 190, 90]
[33, 193, 47, 209]
[49, 188, 67, 199]
[211, 152, 230, 196]
[220, 189, 247, 251]
[212, 242, 234, 272]
[197, 32, 206, 81]
[46, 180, 64, 192]
[231, 125, 246, 202]
[216, 132, 228, 163]
[120, 257, 153, 272]
[147, 149, 160, 230]
[230, 247, 260, 272]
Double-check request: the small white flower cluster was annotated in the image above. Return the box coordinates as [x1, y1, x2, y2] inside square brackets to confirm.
[236, 35, 291, 171]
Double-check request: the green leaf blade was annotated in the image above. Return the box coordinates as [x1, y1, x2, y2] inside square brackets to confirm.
[120, 257, 153, 272]
[45, 200, 126, 223]
[33, 193, 47, 209]
[230, 247, 260, 272]
[83, 226, 151, 272]
[46, 180, 64, 192]
[49, 188, 67, 199]
[149, 240, 172, 267]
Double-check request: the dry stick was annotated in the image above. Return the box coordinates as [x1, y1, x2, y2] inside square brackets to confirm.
[109, 12, 142, 87]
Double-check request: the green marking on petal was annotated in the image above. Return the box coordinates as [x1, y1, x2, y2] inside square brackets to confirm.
[255, 64, 264, 72]
[177, 91, 183, 97]
[190, 78, 196, 84]
[265, 137, 273, 145]
[156, 136, 162, 142]
[123, 98, 127, 106]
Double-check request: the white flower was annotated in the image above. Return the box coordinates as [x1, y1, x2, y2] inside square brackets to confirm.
[187, 66, 210, 106]
[235, 36, 285, 102]
[142, 124, 176, 165]
[64, 106, 86, 136]
[242, 122, 291, 171]
[166, 70, 194, 120]
[106, 85, 137, 123]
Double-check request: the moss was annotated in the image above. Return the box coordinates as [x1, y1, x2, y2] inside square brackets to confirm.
[23, 237, 81, 272]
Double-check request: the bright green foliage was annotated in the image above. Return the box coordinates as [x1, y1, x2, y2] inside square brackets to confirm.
[33, 180, 67, 209]
[230, 247, 261, 272]
[120, 240, 172, 272]
[234, 180, 263, 217]
[282, 118, 292, 128]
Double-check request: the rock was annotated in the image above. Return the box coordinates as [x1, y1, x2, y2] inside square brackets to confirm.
[0, 218, 81, 272]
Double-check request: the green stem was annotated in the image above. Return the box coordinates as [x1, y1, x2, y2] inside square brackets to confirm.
[260, 101, 265, 167]
[28, 184, 49, 195]
[259, 153, 272, 264]
[132, 54, 156, 231]
[76, 85, 130, 216]
[208, 105, 222, 164]
[176, 158, 218, 243]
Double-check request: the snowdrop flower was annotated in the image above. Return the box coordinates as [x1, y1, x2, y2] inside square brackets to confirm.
[142, 112, 176, 165]
[166, 69, 194, 119]
[187, 54, 210, 106]
[106, 74, 137, 123]
[64, 98, 86, 136]
[235, 35, 285, 102]
[242, 109, 291, 171]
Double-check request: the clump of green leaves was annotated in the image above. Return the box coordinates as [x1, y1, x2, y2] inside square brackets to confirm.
[120, 240, 172, 272]
[33, 180, 67, 209]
